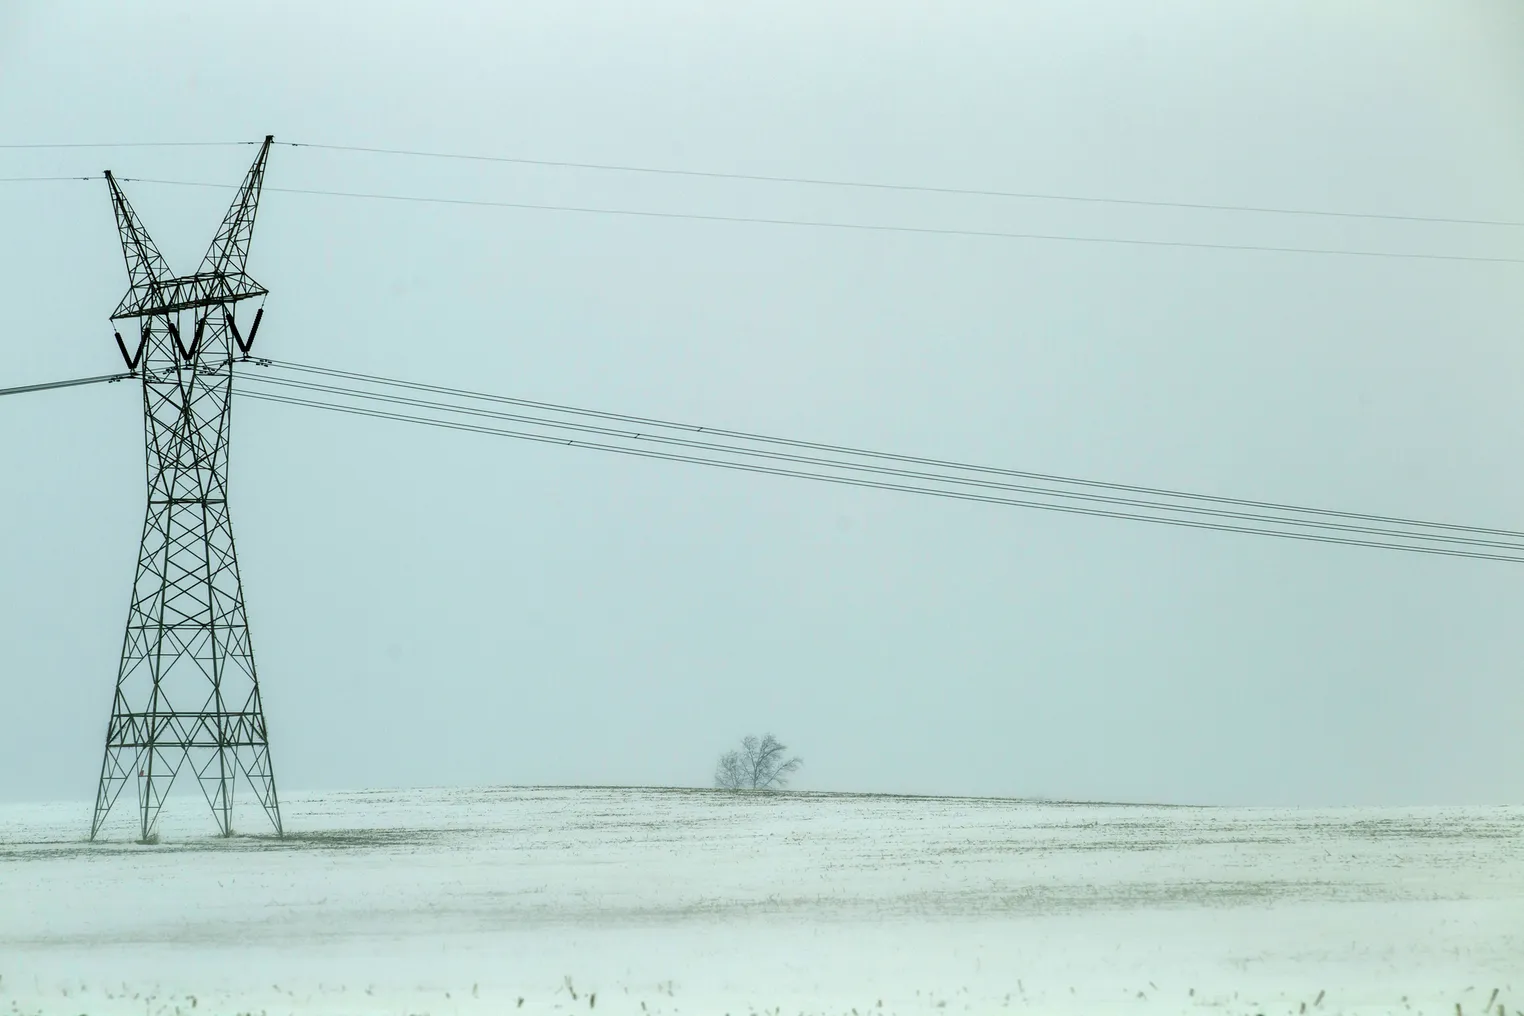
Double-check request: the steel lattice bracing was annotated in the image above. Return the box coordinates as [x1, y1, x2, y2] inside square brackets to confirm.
[92, 137, 282, 842]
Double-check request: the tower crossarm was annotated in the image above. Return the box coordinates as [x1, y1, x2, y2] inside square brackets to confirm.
[110, 270, 268, 321]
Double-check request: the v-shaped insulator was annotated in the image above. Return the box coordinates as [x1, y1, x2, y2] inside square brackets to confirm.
[230, 306, 264, 356]
[168, 318, 205, 362]
[114, 324, 149, 371]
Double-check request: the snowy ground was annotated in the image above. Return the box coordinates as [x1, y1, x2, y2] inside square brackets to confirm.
[1, 787, 1520, 1016]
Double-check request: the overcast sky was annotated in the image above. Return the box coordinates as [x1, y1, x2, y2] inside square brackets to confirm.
[1, 1, 1521, 811]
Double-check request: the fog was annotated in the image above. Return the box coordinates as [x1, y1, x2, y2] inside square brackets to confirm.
[2, 1, 1522, 808]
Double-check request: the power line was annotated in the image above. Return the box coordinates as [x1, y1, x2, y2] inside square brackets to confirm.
[0, 372, 133, 398]
[115, 177, 1524, 265]
[9, 138, 1513, 228]
[232, 386, 1524, 565]
[8, 359, 1516, 561]
[239, 369, 1524, 552]
[258, 359, 1524, 542]
[280, 141, 1524, 230]
[0, 141, 255, 150]
[3, 162, 1516, 263]
[238, 364, 1524, 555]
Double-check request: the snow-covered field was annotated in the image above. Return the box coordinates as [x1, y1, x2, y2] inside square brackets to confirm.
[1, 787, 1520, 1016]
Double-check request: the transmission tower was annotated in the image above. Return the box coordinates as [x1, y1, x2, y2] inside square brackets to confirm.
[91, 137, 281, 842]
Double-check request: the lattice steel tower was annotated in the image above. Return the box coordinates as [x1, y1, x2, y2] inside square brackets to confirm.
[91, 137, 281, 841]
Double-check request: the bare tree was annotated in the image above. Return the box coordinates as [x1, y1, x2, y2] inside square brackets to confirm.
[714, 748, 749, 791]
[714, 734, 803, 791]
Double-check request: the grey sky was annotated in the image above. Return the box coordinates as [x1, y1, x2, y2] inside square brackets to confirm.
[1, 1, 1521, 808]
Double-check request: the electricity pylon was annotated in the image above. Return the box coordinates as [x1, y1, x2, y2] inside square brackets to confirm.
[91, 137, 281, 842]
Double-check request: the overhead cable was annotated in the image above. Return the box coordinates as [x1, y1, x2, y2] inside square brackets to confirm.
[280, 141, 1524, 230]
[0, 372, 133, 398]
[231, 385, 1524, 565]
[112, 177, 1524, 265]
[238, 369, 1524, 551]
[9, 138, 1515, 228]
[0, 141, 255, 150]
[8, 359, 1516, 562]
[255, 359, 1524, 542]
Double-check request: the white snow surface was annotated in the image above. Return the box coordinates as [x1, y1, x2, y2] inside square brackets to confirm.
[1, 787, 1520, 1015]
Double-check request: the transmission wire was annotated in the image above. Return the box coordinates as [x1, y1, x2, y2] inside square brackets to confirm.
[113, 177, 1524, 266]
[8, 137, 1515, 228]
[0, 141, 256, 149]
[232, 387, 1524, 565]
[279, 141, 1524, 230]
[256, 359, 1524, 541]
[1, 171, 1515, 263]
[0, 372, 133, 398]
[6, 361, 1516, 561]
[235, 370, 1524, 552]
